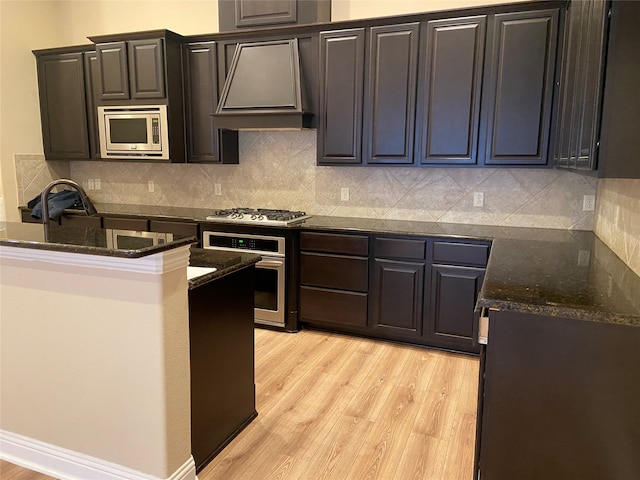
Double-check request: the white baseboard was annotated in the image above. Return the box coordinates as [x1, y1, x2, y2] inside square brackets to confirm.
[0, 430, 197, 480]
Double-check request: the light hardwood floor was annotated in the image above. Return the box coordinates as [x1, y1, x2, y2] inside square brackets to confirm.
[201, 329, 479, 480]
[0, 329, 479, 480]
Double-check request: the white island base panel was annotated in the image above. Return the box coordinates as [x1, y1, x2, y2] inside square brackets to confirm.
[0, 245, 196, 480]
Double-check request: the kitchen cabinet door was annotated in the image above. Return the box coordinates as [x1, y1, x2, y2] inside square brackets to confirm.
[83, 51, 101, 159]
[480, 9, 559, 165]
[364, 23, 419, 165]
[184, 41, 239, 164]
[96, 39, 166, 101]
[598, 0, 640, 178]
[218, 0, 330, 31]
[128, 38, 165, 99]
[35, 51, 91, 160]
[478, 310, 640, 479]
[371, 258, 425, 338]
[554, 0, 608, 171]
[318, 28, 365, 165]
[427, 264, 484, 353]
[96, 41, 130, 100]
[416, 16, 486, 165]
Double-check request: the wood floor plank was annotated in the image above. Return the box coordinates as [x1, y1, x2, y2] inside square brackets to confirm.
[4, 329, 480, 480]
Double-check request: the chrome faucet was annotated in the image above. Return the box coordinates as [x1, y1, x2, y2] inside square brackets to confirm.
[40, 179, 98, 241]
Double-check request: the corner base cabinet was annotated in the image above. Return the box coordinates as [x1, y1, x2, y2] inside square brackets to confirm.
[477, 310, 640, 479]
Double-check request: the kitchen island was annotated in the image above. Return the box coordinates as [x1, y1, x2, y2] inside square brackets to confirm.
[0, 221, 260, 480]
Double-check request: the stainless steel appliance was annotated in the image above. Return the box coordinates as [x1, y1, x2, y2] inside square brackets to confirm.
[202, 230, 286, 327]
[107, 229, 173, 250]
[205, 208, 310, 226]
[98, 105, 169, 159]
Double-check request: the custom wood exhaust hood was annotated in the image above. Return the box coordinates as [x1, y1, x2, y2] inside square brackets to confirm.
[213, 39, 314, 130]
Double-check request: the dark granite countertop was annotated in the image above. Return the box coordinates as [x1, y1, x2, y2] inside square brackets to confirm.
[187, 247, 261, 289]
[16, 205, 640, 326]
[0, 221, 196, 258]
[1, 221, 259, 288]
[298, 216, 640, 327]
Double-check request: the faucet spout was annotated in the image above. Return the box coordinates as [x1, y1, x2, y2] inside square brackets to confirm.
[40, 179, 98, 241]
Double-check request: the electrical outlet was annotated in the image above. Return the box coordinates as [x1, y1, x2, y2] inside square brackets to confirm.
[214, 183, 222, 196]
[87, 179, 95, 190]
[341, 187, 350, 202]
[577, 249, 591, 267]
[583, 194, 595, 211]
[148, 180, 155, 193]
[94, 178, 101, 190]
[473, 192, 484, 207]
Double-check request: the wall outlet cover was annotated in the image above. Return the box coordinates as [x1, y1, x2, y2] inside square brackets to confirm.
[148, 180, 155, 193]
[473, 192, 484, 207]
[583, 194, 595, 211]
[341, 187, 349, 202]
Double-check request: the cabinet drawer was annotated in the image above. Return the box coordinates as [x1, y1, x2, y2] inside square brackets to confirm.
[300, 286, 368, 327]
[301, 253, 368, 292]
[102, 217, 149, 231]
[301, 231, 369, 255]
[149, 220, 198, 237]
[60, 214, 102, 229]
[433, 241, 489, 267]
[374, 237, 426, 260]
[21, 210, 45, 224]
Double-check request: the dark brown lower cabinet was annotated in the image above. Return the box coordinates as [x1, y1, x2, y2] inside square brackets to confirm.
[427, 264, 484, 353]
[299, 231, 369, 328]
[189, 264, 257, 472]
[299, 286, 368, 327]
[370, 258, 425, 338]
[477, 310, 640, 480]
[299, 231, 489, 354]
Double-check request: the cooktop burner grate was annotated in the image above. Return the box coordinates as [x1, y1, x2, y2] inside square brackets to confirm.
[206, 208, 310, 225]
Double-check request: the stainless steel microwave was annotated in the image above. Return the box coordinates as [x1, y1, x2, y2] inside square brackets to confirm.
[98, 105, 169, 160]
[106, 229, 173, 250]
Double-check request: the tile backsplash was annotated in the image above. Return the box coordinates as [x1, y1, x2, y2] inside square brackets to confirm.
[14, 154, 70, 206]
[16, 131, 597, 230]
[595, 178, 640, 277]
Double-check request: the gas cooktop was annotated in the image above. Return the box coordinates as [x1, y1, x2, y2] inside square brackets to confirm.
[205, 208, 311, 226]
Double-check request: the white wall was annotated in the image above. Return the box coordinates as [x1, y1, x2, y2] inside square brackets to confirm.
[0, 1, 66, 222]
[331, 0, 531, 21]
[0, 238, 193, 479]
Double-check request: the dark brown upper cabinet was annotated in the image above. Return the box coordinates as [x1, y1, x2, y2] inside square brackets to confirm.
[364, 23, 420, 165]
[83, 51, 102, 160]
[183, 41, 238, 164]
[416, 16, 486, 165]
[598, 0, 640, 179]
[318, 28, 365, 165]
[33, 47, 93, 160]
[95, 39, 164, 101]
[554, 0, 608, 172]
[480, 9, 560, 166]
[218, 0, 330, 31]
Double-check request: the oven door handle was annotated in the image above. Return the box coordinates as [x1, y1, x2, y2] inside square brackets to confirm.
[256, 259, 284, 268]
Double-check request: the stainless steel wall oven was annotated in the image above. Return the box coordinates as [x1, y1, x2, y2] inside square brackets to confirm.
[202, 229, 298, 331]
